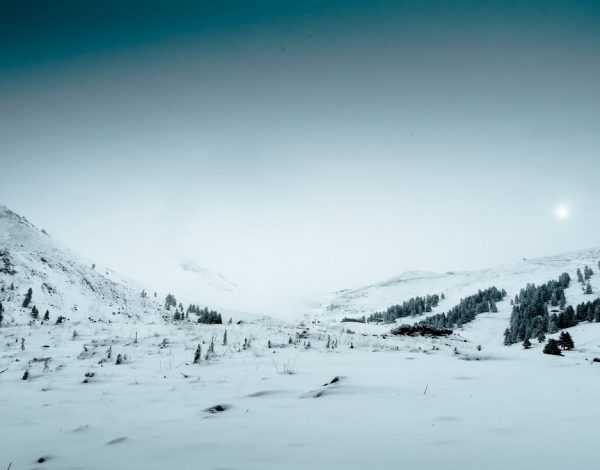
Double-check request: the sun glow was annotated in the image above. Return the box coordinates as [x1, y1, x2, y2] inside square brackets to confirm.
[555, 205, 569, 219]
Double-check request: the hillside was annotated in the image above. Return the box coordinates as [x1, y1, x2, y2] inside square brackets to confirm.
[0, 205, 164, 324]
[319, 249, 600, 324]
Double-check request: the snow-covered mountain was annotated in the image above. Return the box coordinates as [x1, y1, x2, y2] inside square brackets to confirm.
[2, 204, 600, 470]
[318, 248, 600, 321]
[179, 258, 237, 292]
[0, 205, 164, 324]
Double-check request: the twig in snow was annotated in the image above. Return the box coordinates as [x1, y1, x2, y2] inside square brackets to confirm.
[423, 383, 429, 395]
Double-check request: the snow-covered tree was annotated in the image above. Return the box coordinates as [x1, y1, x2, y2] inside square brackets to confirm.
[22, 287, 32, 308]
[543, 339, 562, 356]
[558, 331, 574, 350]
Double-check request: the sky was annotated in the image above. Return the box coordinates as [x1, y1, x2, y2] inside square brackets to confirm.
[1, 0, 600, 314]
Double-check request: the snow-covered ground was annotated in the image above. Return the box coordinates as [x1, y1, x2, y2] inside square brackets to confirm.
[2, 318, 600, 469]
[2, 204, 600, 469]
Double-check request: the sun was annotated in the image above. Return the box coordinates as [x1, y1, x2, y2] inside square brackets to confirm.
[555, 205, 569, 220]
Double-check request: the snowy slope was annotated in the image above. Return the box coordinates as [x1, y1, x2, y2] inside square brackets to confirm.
[319, 249, 600, 322]
[0, 205, 164, 324]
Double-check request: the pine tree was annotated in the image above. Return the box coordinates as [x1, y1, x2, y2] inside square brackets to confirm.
[43, 310, 49, 321]
[222, 330, 227, 346]
[543, 339, 562, 356]
[0, 301, 4, 326]
[31, 305, 39, 320]
[22, 288, 32, 308]
[164, 294, 177, 310]
[504, 328, 512, 346]
[194, 344, 202, 364]
[537, 332, 546, 343]
[523, 337, 532, 349]
[558, 331, 574, 350]
[577, 268, 584, 284]
[585, 282, 592, 295]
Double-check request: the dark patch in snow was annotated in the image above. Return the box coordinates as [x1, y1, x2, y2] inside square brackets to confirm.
[435, 416, 461, 422]
[106, 437, 128, 445]
[323, 376, 342, 386]
[71, 425, 90, 433]
[246, 390, 285, 398]
[205, 404, 230, 414]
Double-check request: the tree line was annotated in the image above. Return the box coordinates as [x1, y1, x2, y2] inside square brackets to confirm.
[417, 287, 506, 329]
[503, 273, 571, 345]
[367, 294, 442, 323]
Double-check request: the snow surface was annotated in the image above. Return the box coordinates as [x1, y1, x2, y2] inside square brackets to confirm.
[2, 204, 600, 469]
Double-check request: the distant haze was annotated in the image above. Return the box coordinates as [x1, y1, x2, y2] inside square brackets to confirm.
[1, 1, 600, 314]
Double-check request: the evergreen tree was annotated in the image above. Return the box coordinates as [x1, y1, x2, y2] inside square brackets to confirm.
[585, 282, 592, 295]
[31, 305, 39, 320]
[22, 287, 32, 308]
[164, 294, 177, 310]
[0, 301, 4, 326]
[558, 331, 574, 350]
[43, 310, 49, 321]
[222, 330, 227, 346]
[504, 328, 512, 346]
[543, 339, 562, 356]
[576, 268, 584, 284]
[523, 337, 532, 349]
[194, 344, 201, 364]
[417, 287, 505, 330]
[197, 308, 223, 324]
[537, 332, 546, 343]
[504, 274, 573, 345]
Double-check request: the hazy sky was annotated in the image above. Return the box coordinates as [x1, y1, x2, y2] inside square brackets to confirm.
[1, 1, 600, 313]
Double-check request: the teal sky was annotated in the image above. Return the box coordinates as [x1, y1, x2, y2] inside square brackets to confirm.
[1, 1, 600, 312]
